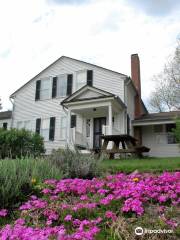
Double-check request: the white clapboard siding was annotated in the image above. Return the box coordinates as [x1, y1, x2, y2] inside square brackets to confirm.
[12, 56, 126, 153]
[142, 125, 180, 157]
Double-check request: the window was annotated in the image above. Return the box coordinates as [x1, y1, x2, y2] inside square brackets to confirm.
[57, 75, 67, 97]
[166, 124, 176, 133]
[76, 71, 86, 90]
[153, 125, 163, 133]
[86, 119, 90, 137]
[40, 78, 51, 100]
[60, 116, 67, 139]
[41, 119, 49, 141]
[166, 124, 176, 144]
[3, 122, 8, 130]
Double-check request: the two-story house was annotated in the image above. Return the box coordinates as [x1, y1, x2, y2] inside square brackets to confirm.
[2, 54, 179, 157]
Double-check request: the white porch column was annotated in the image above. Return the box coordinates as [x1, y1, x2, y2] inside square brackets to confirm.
[67, 109, 71, 145]
[108, 103, 113, 135]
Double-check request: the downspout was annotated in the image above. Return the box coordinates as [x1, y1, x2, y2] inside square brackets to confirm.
[9, 97, 14, 128]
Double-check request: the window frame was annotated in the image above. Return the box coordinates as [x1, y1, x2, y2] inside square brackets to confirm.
[40, 78, 51, 100]
[76, 70, 87, 91]
[40, 118, 50, 141]
[57, 74, 68, 98]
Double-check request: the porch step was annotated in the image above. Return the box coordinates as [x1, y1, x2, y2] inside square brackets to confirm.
[80, 149, 91, 154]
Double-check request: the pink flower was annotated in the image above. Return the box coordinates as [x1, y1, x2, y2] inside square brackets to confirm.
[105, 211, 117, 221]
[64, 214, 72, 221]
[0, 209, 7, 217]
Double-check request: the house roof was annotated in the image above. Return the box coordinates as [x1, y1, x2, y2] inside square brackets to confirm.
[10, 56, 127, 98]
[132, 111, 180, 125]
[0, 111, 12, 120]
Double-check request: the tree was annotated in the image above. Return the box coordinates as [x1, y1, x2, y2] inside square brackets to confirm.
[149, 39, 180, 112]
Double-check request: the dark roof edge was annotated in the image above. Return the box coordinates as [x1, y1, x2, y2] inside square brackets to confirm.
[0, 110, 12, 120]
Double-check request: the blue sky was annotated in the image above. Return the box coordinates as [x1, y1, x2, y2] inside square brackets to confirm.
[0, 0, 180, 110]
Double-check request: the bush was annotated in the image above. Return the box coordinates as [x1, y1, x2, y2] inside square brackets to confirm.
[0, 128, 45, 158]
[0, 158, 62, 209]
[173, 119, 180, 144]
[49, 148, 102, 179]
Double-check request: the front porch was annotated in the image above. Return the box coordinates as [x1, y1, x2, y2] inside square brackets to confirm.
[61, 85, 126, 150]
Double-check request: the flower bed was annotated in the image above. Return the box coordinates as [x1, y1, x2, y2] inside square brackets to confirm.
[0, 172, 179, 239]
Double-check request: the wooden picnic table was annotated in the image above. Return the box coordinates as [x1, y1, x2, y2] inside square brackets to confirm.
[101, 134, 150, 159]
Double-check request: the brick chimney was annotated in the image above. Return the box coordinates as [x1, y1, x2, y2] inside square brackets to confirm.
[131, 54, 141, 96]
[131, 54, 142, 119]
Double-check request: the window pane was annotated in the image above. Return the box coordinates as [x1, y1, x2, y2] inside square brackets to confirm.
[166, 124, 176, 132]
[40, 78, 51, 100]
[41, 119, 49, 141]
[76, 71, 86, 90]
[42, 119, 49, 129]
[41, 79, 50, 89]
[57, 75, 67, 97]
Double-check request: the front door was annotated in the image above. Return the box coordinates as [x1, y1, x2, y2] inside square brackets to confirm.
[93, 117, 106, 149]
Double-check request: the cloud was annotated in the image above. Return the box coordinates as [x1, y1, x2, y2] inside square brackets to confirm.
[47, 0, 89, 5]
[0, 48, 11, 58]
[126, 0, 180, 16]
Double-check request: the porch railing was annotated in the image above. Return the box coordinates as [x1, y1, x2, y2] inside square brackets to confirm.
[70, 128, 89, 148]
[155, 133, 176, 144]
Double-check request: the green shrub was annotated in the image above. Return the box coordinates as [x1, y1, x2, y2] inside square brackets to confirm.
[0, 158, 62, 209]
[173, 119, 180, 144]
[0, 128, 45, 158]
[49, 148, 102, 179]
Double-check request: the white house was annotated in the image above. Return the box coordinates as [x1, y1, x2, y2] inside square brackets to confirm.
[0, 54, 179, 157]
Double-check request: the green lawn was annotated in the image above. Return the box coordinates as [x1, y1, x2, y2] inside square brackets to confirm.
[101, 157, 180, 173]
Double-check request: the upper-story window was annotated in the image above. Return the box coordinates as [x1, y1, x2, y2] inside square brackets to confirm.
[40, 78, 51, 100]
[57, 74, 67, 97]
[35, 70, 93, 101]
[76, 70, 87, 90]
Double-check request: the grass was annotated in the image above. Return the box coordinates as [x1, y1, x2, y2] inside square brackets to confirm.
[101, 157, 180, 173]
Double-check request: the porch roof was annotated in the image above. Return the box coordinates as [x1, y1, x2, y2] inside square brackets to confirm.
[132, 111, 180, 126]
[0, 111, 12, 120]
[61, 85, 126, 110]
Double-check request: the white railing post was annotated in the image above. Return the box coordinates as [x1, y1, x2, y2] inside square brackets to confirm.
[108, 103, 113, 135]
[67, 109, 71, 145]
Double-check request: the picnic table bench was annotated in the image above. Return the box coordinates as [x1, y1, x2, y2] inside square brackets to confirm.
[100, 134, 150, 159]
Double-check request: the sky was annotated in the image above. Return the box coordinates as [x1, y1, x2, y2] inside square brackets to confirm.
[0, 0, 180, 110]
